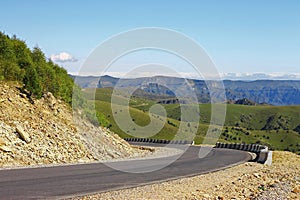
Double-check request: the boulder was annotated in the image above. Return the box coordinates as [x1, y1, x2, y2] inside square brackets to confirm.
[292, 185, 300, 193]
[16, 125, 31, 143]
[0, 145, 12, 152]
[0, 137, 6, 146]
[44, 92, 56, 109]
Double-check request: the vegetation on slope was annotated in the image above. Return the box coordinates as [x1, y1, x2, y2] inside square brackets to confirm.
[0, 32, 74, 103]
[0, 32, 111, 127]
[4, 31, 296, 153]
[84, 88, 300, 154]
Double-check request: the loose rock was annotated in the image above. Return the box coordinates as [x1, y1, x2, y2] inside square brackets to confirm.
[0, 83, 150, 168]
[292, 185, 300, 193]
[0, 145, 12, 152]
[16, 125, 31, 143]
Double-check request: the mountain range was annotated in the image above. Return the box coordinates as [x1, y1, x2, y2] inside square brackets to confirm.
[73, 75, 300, 106]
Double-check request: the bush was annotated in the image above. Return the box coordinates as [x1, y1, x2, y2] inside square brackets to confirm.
[96, 112, 110, 128]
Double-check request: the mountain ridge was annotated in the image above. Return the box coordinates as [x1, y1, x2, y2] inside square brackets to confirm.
[73, 75, 300, 106]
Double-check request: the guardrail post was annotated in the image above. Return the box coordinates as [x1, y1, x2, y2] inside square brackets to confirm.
[233, 143, 237, 149]
[239, 143, 244, 150]
[254, 144, 259, 152]
[249, 144, 254, 152]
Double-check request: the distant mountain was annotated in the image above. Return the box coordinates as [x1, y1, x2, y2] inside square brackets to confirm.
[73, 75, 300, 106]
[227, 98, 257, 106]
[70, 75, 101, 88]
[132, 83, 176, 101]
[223, 80, 300, 105]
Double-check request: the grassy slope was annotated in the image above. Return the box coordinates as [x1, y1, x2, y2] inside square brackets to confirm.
[135, 103, 300, 130]
[84, 88, 300, 153]
[93, 100, 195, 140]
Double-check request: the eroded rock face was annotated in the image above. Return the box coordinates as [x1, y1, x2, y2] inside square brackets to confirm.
[0, 82, 148, 168]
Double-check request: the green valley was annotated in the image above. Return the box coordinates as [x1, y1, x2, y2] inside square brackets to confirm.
[83, 87, 300, 154]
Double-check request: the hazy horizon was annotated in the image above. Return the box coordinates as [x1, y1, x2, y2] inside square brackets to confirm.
[71, 72, 300, 81]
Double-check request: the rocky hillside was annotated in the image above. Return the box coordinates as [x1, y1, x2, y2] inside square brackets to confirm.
[0, 82, 148, 168]
[227, 98, 257, 106]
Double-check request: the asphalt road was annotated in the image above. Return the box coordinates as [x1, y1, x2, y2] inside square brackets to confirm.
[0, 144, 251, 199]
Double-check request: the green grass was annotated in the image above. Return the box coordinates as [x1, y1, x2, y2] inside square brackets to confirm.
[92, 100, 215, 142]
[83, 87, 156, 108]
[93, 100, 179, 139]
[158, 104, 300, 130]
[83, 88, 300, 154]
[219, 127, 300, 153]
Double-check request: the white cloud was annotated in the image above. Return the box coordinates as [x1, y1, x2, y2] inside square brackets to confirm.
[50, 52, 78, 63]
[221, 72, 300, 80]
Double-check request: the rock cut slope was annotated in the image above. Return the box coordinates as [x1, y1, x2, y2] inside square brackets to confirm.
[0, 82, 147, 168]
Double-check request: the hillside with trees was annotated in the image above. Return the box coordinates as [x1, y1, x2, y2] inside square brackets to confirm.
[0, 32, 150, 168]
[0, 32, 74, 104]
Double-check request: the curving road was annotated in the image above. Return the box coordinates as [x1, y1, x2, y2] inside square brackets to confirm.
[0, 144, 251, 199]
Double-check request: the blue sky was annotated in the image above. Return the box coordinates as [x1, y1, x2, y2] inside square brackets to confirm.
[1, 0, 300, 78]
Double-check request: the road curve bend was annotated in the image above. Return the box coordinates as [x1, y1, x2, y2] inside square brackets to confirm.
[0, 145, 251, 199]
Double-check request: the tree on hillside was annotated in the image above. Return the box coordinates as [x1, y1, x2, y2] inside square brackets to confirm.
[23, 65, 42, 98]
[11, 36, 33, 70]
[0, 32, 79, 106]
[0, 32, 21, 81]
[31, 47, 48, 92]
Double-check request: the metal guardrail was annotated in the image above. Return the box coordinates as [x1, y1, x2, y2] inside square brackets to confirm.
[124, 138, 194, 145]
[124, 139, 272, 164]
[214, 142, 272, 165]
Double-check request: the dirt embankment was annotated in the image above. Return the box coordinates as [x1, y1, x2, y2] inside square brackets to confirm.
[0, 82, 148, 168]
